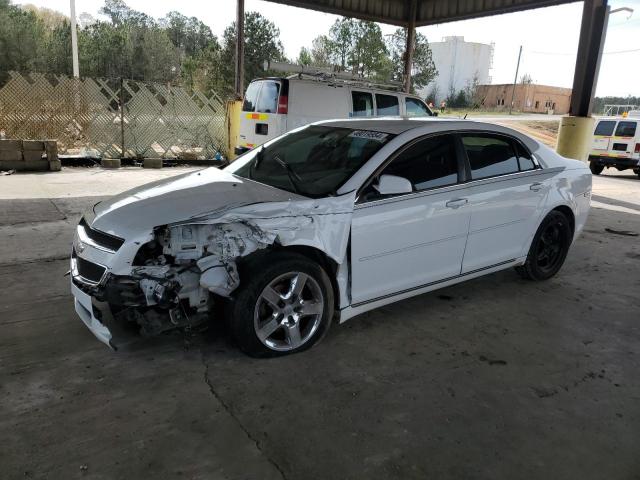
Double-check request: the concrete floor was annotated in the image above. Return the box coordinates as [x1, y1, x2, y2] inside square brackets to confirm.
[1, 166, 639, 479]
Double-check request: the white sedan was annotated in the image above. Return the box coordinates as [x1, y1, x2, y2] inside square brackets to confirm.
[70, 118, 592, 356]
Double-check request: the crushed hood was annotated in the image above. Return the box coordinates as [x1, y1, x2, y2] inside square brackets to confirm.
[89, 167, 304, 237]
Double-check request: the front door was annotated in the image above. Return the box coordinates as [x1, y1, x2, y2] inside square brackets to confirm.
[350, 134, 470, 305]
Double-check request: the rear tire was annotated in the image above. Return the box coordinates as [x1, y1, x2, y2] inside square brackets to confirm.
[634, 168, 640, 179]
[228, 251, 334, 358]
[516, 210, 572, 281]
[589, 161, 604, 175]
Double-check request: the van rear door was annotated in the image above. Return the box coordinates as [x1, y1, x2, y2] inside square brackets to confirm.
[239, 79, 287, 151]
[591, 119, 616, 154]
[609, 120, 638, 159]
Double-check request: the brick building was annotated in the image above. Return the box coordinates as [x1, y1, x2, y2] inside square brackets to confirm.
[475, 83, 572, 114]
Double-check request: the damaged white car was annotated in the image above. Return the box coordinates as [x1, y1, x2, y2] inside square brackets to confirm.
[71, 118, 591, 356]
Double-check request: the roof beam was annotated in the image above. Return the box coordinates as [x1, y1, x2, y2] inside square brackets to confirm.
[262, 0, 576, 27]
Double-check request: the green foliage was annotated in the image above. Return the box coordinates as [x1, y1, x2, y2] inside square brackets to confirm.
[297, 47, 312, 66]
[1, 0, 441, 100]
[0, 1, 46, 72]
[161, 11, 216, 58]
[592, 96, 640, 114]
[387, 29, 437, 91]
[310, 35, 332, 66]
[328, 17, 355, 70]
[219, 11, 285, 98]
[324, 18, 391, 80]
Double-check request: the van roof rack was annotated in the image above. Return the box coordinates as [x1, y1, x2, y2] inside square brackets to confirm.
[263, 60, 403, 92]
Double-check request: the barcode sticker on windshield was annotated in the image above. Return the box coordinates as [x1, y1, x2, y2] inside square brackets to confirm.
[349, 130, 389, 141]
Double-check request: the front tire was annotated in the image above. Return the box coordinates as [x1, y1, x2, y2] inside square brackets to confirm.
[589, 161, 604, 175]
[634, 168, 640, 179]
[516, 210, 572, 281]
[229, 252, 334, 357]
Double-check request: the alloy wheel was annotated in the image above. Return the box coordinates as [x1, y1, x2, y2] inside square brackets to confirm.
[253, 271, 324, 352]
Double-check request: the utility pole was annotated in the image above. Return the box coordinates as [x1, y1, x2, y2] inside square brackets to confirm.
[403, 0, 417, 93]
[234, 0, 245, 99]
[509, 45, 522, 115]
[70, 0, 79, 77]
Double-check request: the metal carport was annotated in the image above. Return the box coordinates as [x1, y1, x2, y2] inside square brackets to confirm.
[231, 0, 610, 160]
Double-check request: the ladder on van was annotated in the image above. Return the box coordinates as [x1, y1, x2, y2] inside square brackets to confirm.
[263, 60, 403, 92]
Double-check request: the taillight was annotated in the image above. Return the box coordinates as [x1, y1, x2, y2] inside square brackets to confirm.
[635, 143, 640, 153]
[277, 95, 288, 114]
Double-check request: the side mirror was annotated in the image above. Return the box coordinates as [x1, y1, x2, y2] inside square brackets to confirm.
[433, 111, 439, 117]
[374, 174, 413, 195]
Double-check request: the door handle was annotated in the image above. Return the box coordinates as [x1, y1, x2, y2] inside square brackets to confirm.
[446, 198, 468, 209]
[530, 182, 543, 192]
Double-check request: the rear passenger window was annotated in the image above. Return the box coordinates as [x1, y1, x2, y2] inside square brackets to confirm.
[382, 135, 458, 191]
[376, 94, 400, 116]
[615, 121, 637, 137]
[352, 91, 373, 117]
[515, 142, 536, 171]
[594, 120, 616, 136]
[256, 81, 280, 113]
[462, 135, 519, 180]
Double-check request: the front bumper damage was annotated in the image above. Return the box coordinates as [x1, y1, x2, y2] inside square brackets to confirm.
[70, 195, 354, 348]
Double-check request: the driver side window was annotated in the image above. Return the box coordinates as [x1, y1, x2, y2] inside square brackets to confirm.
[361, 134, 459, 201]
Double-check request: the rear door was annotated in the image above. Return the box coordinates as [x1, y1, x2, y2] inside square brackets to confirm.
[608, 120, 638, 160]
[591, 119, 616, 156]
[459, 133, 549, 273]
[239, 79, 286, 150]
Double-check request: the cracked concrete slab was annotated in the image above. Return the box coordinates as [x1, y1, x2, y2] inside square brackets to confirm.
[0, 260, 285, 480]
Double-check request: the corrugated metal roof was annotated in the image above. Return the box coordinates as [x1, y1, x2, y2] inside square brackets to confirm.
[264, 0, 576, 26]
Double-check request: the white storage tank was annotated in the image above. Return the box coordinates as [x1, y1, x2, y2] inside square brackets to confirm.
[420, 36, 494, 103]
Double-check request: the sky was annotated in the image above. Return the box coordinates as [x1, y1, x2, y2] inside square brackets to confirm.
[14, 0, 640, 97]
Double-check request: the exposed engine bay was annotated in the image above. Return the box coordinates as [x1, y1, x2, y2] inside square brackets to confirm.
[73, 195, 354, 345]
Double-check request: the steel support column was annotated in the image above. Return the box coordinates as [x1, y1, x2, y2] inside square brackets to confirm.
[403, 0, 417, 93]
[234, 0, 245, 99]
[569, 0, 609, 116]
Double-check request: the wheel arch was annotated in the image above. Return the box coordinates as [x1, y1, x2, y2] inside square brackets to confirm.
[550, 204, 576, 237]
[238, 244, 341, 310]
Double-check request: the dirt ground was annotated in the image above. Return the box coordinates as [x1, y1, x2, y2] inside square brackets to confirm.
[502, 120, 559, 147]
[1, 166, 639, 480]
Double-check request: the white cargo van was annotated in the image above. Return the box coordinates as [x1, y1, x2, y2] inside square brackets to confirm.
[589, 112, 640, 178]
[236, 75, 434, 155]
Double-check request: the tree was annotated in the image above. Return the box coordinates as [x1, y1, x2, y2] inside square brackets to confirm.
[310, 35, 332, 66]
[297, 47, 312, 66]
[464, 73, 480, 108]
[162, 11, 215, 58]
[425, 84, 439, 105]
[219, 11, 285, 97]
[386, 28, 437, 92]
[100, 0, 152, 27]
[520, 73, 533, 85]
[327, 17, 355, 71]
[0, 1, 46, 73]
[349, 21, 388, 78]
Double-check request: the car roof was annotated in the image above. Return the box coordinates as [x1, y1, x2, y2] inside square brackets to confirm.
[316, 117, 542, 152]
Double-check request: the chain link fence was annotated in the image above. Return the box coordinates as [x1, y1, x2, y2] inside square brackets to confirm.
[0, 71, 228, 159]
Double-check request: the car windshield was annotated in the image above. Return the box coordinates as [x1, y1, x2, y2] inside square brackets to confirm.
[226, 125, 394, 197]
